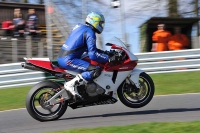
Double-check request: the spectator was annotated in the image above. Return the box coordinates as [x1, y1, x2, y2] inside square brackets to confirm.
[13, 8, 21, 18]
[13, 12, 25, 34]
[13, 8, 24, 21]
[151, 24, 171, 52]
[1, 19, 13, 37]
[26, 9, 38, 31]
[168, 26, 189, 51]
[168, 26, 189, 70]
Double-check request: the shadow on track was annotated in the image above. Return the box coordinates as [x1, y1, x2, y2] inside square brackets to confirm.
[58, 107, 200, 121]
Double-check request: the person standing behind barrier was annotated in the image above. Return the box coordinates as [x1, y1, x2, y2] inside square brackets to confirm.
[26, 9, 38, 31]
[168, 26, 189, 51]
[168, 26, 189, 70]
[13, 10, 25, 35]
[151, 24, 171, 52]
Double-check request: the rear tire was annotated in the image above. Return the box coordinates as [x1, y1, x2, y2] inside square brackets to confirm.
[117, 72, 154, 108]
[26, 80, 68, 121]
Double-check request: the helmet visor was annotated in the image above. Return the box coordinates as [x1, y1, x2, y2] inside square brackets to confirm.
[99, 21, 105, 29]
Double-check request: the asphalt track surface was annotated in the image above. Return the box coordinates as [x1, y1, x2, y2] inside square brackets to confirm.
[1, 93, 200, 133]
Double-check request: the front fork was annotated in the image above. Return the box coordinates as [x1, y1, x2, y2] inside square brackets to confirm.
[107, 69, 144, 100]
[128, 68, 144, 89]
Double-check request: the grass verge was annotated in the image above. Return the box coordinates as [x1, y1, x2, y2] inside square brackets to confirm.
[151, 71, 200, 95]
[0, 86, 31, 111]
[0, 71, 200, 111]
[48, 121, 200, 133]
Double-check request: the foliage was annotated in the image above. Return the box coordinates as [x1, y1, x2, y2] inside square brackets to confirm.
[139, 23, 147, 52]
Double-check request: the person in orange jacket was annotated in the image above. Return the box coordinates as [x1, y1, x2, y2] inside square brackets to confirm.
[168, 26, 189, 51]
[151, 24, 171, 52]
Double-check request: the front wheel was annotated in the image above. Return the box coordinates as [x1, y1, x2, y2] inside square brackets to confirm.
[26, 80, 68, 121]
[117, 72, 154, 108]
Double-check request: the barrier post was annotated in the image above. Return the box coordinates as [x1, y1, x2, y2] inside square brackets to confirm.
[11, 38, 18, 62]
[38, 39, 44, 57]
[26, 35, 32, 58]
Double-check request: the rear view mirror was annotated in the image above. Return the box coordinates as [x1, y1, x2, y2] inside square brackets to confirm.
[105, 43, 113, 46]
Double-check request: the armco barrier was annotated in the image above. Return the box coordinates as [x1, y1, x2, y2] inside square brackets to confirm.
[135, 48, 200, 74]
[1, 48, 200, 89]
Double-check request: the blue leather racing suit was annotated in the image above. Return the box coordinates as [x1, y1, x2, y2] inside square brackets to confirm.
[57, 24, 109, 81]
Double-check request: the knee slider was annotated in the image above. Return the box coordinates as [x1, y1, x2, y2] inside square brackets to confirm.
[91, 68, 102, 79]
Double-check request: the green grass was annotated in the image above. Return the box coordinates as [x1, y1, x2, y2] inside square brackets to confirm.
[48, 121, 200, 133]
[151, 71, 200, 95]
[0, 86, 31, 111]
[0, 71, 200, 111]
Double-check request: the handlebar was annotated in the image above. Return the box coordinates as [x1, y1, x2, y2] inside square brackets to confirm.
[107, 49, 127, 64]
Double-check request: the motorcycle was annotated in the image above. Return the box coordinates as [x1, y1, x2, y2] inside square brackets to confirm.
[22, 37, 155, 122]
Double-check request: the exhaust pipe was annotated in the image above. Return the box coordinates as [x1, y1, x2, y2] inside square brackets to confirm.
[21, 63, 46, 72]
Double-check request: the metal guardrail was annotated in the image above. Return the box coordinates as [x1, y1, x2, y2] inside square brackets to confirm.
[1, 48, 200, 89]
[0, 62, 45, 88]
[135, 48, 200, 74]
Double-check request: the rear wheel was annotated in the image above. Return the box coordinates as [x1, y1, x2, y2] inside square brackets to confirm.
[26, 80, 68, 121]
[117, 72, 154, 108]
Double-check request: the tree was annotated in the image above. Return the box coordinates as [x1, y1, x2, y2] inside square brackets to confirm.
[23, 0, 28, 3]
[168, 0, 180, 17]
[39, 0, 44, 4]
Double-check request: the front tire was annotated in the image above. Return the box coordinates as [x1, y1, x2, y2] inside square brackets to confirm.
[117, 72, 154, 108]
[26, 80, 68, 121]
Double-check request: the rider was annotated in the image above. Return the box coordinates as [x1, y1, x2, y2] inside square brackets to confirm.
[57, 12, 118, 98]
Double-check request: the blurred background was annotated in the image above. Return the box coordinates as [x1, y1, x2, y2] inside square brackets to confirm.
[0, 0, 200, 64]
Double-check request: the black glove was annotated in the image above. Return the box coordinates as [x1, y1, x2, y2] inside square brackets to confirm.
[104, 50, 116, 56]
[109, 54, 122, 65]
[104, 50, 110, 55]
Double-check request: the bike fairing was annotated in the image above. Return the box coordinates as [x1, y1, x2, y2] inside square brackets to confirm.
[57, 23, 109, 81]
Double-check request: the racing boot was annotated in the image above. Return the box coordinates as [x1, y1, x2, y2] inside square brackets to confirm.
[64, 74, 87, 100]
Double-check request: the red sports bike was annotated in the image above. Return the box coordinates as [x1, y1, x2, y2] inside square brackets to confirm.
[22, 38, 155, 121]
